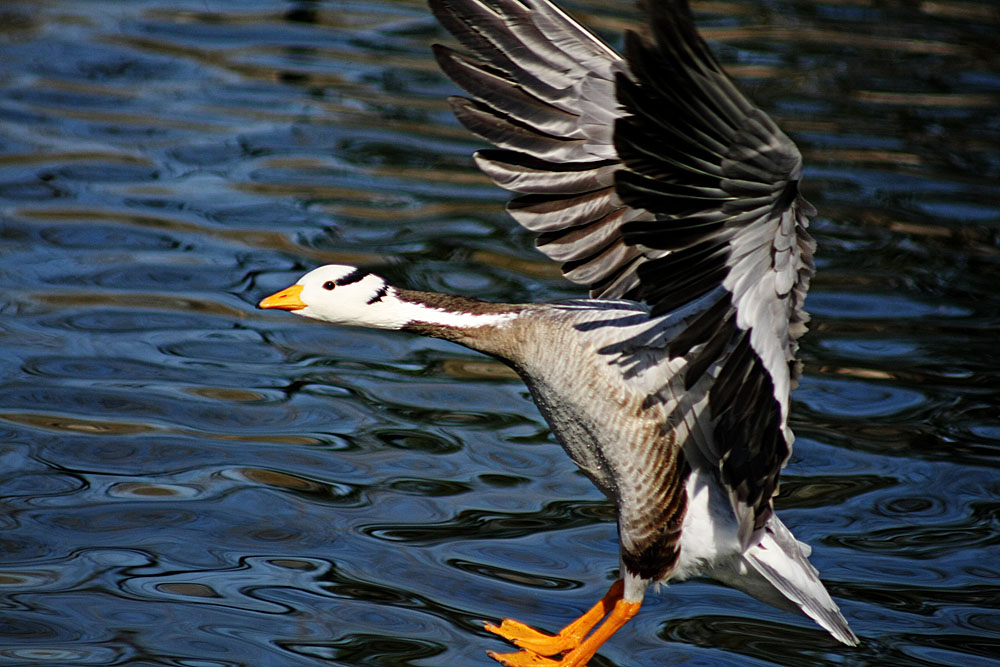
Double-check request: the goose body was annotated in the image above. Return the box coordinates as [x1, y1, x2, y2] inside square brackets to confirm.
[259, 0, 858, 664]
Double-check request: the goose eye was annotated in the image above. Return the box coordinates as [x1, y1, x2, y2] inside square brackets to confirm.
[322, 281, 336, 291]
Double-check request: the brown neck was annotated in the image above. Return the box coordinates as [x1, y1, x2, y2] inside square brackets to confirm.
[395, 289, 529, 347]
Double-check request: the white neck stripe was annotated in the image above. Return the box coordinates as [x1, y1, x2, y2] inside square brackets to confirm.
[394, 298, 518, 329]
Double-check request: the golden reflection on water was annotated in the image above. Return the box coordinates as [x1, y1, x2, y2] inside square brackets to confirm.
[14, 207, 389, 266]
[0, 412, 156, 435]
[440, 359, 519, 380]
[853, 91, 998, 107]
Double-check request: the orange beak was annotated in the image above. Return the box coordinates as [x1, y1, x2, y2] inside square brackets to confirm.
[258, 284, 306, 311]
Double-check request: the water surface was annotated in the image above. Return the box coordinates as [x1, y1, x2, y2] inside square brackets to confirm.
[1, 0, 998, 665]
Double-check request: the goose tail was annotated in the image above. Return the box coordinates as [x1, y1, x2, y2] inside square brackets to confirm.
[710, 515, 859, 645]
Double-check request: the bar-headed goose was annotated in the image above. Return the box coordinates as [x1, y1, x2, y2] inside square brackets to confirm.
[259, 0, 858, 664]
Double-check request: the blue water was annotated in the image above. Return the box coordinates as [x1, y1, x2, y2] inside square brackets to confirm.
[1, 0, 998, 665]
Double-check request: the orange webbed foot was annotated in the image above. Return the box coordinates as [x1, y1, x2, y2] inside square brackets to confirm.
[484, 580, 639, 667]
[485, 618, 582, 656]
[485, 579, 623, 656]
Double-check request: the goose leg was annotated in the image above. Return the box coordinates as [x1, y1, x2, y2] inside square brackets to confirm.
[486, 580, 641, 666]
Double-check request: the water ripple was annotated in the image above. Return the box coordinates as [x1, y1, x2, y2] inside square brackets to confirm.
[0, 0, 996, 664]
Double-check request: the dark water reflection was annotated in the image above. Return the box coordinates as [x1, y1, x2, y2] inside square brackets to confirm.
[1, 0, 998, 665]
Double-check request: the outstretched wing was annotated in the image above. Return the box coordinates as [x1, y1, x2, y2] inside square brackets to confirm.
[430, 0, 643, 296]
[431, 0, 815, 538]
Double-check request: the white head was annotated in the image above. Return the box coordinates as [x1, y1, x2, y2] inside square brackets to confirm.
[258, 264, 408, 329]
[259, 264, 517, 331]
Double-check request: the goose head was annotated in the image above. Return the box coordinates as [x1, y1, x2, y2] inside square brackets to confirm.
[258, 264, 519, 332]
[258, 264, 405, 329]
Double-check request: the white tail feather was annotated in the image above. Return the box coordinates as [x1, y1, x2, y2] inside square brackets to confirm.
[742, 516, 859, 645]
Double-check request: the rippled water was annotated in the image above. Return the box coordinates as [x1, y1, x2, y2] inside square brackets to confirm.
[1, 0, 998, 665]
